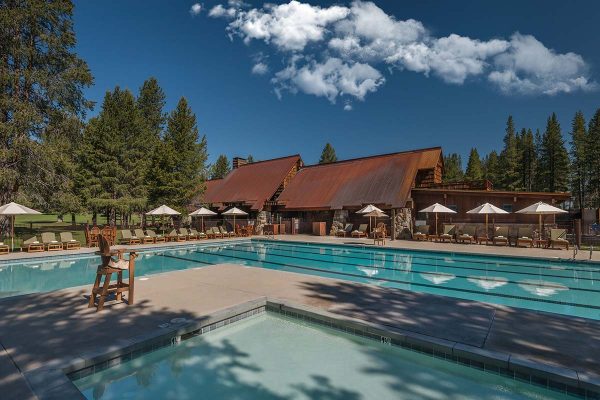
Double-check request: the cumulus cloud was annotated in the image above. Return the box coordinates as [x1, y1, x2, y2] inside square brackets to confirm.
[207, 1, 595, 105]
[252, 62, 269, 75]
[190, 3, 202, 16]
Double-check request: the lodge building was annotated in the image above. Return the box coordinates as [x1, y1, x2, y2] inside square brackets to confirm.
[194, 147, 570, 237]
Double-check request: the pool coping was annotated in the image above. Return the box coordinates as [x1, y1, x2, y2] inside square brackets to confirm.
[22, 297, 600, 400]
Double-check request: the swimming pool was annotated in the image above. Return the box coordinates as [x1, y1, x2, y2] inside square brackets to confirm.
[1, 239, 598, 320]
[73, 312, 569, 400]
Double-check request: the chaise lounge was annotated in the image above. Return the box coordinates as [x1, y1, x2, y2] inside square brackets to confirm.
[515, 227, 534, 248]
[351, 224, 368, 238]
[457, 225, 477, 244]
[550, 228, 569, 250]
[492, 226, 509, 246]
[22, 236, 44, 252]
[412, 225, 430, 241]
[60, 232, 81, 250]
[119, 230, 141, 245]
[42, 232, 63, 251]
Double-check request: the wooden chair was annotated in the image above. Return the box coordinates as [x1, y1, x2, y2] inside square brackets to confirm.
[22, 236, 44, 252]
[550, 229, 569, 250]
[351, 224, 368, 238]
[336, 224, 353, 237]
[60, 232, 81, 250]
[0, 242, 9, 255]
[86, 226, 100, 247]
[516, 227, 534, 248]
[373, 224, 386, 245]
[412, 225, 430, 241]
[88, 235, 137, 311]
[438, 224, 456, 243]
[457, 225, 477, 244]
[492, 226, 510, 246]
[41, 232, 63, 251]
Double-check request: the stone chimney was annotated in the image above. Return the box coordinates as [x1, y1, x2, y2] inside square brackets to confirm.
[233, 157, 248, 169]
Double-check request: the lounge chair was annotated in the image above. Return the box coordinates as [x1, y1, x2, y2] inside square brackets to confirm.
[60, 232, 81, 250]
[336, 223, 353, 237]
[119, 230, 141, 245]
[134, 229, 154, 244]
[550, 229, 569, 250]
[438, 224, 455, 243]
[167, 229, 186, 242]
[516, 227, 534, 248]
[22, 236, 44, 252]
[219, 226, 235, 238]
[0, 242, 9, 255]
[41, 232, 63, 251]
[457, 225, 477, 244]
[209, 227, 223, 239]
[492, 226, 509, 246]
[178, 228, 193, 240]
[351, 224, 368, 238]
[412, 225, 430, 241]
[190, 228, 206, 239]
[146, 229, 166, 243]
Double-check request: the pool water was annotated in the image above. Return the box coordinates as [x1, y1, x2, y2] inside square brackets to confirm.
[74, 313, 569, 400]
[1, 239, 599, 320]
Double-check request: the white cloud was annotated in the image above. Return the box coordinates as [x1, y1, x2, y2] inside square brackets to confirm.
[252, 62, 269, 75]
[343, 102, 353, 111]
[190, 3, 202, 16]
[207, 1, 595, 104]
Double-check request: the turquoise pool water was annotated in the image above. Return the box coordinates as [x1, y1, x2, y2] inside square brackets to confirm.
[74, 313, 569, 400]
[1, 239, 599, 320]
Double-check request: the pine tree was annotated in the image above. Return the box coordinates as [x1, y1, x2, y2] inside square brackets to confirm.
[483, 151, 501, 187]
[443, 153, 464, 182]
[518, 128, 536, 191]
[149, 97, 208, 209]
[137, 77, 166, 140]
[0, 0, 93, 206]
[533, 129, 544, 191]
[537, 113, 570, 192]
[499, 116, 520, 190]
[211, 155, 231, 179]
[569, 111, 588, 208]
[464, 148, 484, 181]
[319, 143, 338, 164]
[587, 109, 600, 207]
[247, 155, 255, 163]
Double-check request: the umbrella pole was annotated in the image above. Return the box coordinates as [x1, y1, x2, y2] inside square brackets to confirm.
[12, 215, 14, 251]
[485, 214, 488, 236]
[435, 213, 438, 236]
[539, 214, 542, 239]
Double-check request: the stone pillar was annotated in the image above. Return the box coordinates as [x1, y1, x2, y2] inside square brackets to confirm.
[393, 208, 413, 239]
[255, 211, 268, 235]
[390, 209, 396, 240]
[330, 209, 348, 236]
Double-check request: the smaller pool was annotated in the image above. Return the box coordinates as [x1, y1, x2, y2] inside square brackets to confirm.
[74, 313, 570, 400]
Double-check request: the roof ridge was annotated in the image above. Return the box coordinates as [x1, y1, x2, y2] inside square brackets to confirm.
[236, 154, 301, 167]
[301, 147, 442, 169]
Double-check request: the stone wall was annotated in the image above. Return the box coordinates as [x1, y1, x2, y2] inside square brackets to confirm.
[394, 208, 413, 239]
[329, 209, 348, 236]
[255, 211, 269, 235]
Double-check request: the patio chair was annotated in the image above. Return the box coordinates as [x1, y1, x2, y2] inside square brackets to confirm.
[22, 236, 44, 252]
[60, 232, 81, 250]
[134, 229, 154, 244]
[492, 226, 509, 246]
[209, 227, 223, 239]
[0, 242, 9, 255]
[119, 230, 141, 245]
[412, 225, 430, 241]
[219, 226, 235, 238]
[516, 227, 534, 248]
[236, 224, 247, 237]
[88, 235, 137, 311]
[41, 232, 63, 251]
[336, 223, 353, 237]
[550, 228, 569, 250]
[438, 224, 455, 243]
[351, 224, 368, 238]
[457, 225, 477, 244]
[178, 228, 192, 240]
[190, 228, 206, 239]
[146, 229, 166, 243]
[167, 229, 186, 242]
[373, 224, 386, 245]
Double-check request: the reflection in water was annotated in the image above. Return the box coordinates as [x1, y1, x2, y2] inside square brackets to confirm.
[357, 266, 379, 278]
[420, 272, 456, 285]
[467, 276, 508, 291]
[518, 280, 569, 297]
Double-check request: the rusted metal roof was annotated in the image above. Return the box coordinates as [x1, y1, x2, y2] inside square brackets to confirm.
[278, 147, 442, 210]
[203, 155, 301, 211]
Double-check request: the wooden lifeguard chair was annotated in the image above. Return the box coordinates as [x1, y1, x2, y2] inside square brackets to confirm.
[88, 235, 137, 311]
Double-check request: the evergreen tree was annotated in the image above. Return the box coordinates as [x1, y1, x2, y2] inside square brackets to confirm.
[518, 128, 536, 191]
[443, 153, 464, 182]
[498, 116, 520, 190]
[137, 77, 166, 141]
[533, 129, 544, 191]
[0, 0, 93, 206]
[464, 148, 484, 181]
[587, 109, 600, 207]
[211, 155, 231, 179]
[483, 151, 501, 187]
[569, 111, 588, 208]
[247, 155, 255, 163]
[319, 143, 338, 164]
[537, 113, 570, 192]
[149, 97, 208, 209]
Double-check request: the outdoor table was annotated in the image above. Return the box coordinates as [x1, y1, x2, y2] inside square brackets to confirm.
[533, 239, 548, 248]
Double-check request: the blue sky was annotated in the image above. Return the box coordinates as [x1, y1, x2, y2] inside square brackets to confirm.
[74, 0, 600, 165]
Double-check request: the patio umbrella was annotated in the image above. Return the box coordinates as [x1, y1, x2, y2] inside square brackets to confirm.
[222, 207, 248, 232]
[419, 203, 457, 236]
[190, 206, 217, 232]
[357, 204, 383, 233]
[516, 201, 567, 238]
[146, 205, 181, 234]
[363, 209, 388, 240]
[0, 202, 41, 250]
[466, 202, 508, 234]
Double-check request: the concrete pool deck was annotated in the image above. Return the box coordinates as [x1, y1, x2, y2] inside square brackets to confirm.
[1, 261, 599, 398]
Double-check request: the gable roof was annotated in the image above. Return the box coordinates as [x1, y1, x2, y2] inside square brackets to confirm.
[278, 147, 442, 210]
[203, 155, 301, 211]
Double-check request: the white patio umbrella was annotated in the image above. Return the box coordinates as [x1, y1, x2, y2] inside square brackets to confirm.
[466, 203, 508, 234]
[146, 205, 181, 234]
[419, 203, 457, 236]
[363, 209, 388, 240]
[357, 204, 383, 233]
[0, 202, 41, 250]
[222, 207, 248, 231]
[190, 206, 217, 233]
[516, 201, 567, 238]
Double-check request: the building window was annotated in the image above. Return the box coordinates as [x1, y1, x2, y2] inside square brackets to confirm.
[502, 204, 513, 213]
